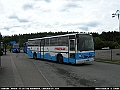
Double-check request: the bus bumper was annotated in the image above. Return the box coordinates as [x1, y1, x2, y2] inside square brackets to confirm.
[76, 58, 94, 64]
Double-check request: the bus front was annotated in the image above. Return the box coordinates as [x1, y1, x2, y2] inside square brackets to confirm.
[76, 34, 95, 64]
[12, 44, 20, 53]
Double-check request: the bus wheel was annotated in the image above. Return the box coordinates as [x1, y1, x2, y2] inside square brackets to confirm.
[33, 52, 37, 60]
[57, 54, 63, 64]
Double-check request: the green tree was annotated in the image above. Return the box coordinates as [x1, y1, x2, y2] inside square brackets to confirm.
[94, 37, 104, 50]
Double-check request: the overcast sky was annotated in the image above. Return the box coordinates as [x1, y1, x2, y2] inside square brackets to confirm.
[0, 0, 120, 36]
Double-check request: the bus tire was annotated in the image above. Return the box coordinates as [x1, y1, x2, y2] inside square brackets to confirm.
[33, 52, 37, 60]
[57, 54, 63, 64]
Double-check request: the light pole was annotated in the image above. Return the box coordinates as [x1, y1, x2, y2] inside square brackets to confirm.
[112, 10, 120, 56]
[0, 32, 2, 68]
[112, 10, 120, 34]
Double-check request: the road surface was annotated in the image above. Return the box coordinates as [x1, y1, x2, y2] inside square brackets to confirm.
[0, 52, 120, 87]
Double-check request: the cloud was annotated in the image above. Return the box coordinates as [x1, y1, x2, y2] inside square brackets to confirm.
[22, 3, 33, 10]
[65, 3, 80, 8]
[78, 26, 89, 31]
[8, 14, 18, 19]
[3, 26, 11, 31]
[79, 21, 100, 31]
[18, 18, 28, 23]
[8, 14, 29, 23]
[42, 9, 51, 12]
[62, 21, 100, 27]
[45, 0, 51, 3]
[33, 0, 51, 3]
[85, 21, 100, 27]
[60, 2, 82, 12]
[1, 0, 120, 36]
[60, 20, 100, 32]
[62, 23, 80, 26]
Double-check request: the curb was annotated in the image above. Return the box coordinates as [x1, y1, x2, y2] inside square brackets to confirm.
[95, 60, 120, 65]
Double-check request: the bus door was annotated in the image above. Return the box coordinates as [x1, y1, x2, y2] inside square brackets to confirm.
[41, 39, 44, 59]
[69, 39, 75, 51]
[39, 40, 41, 58]
[69, 39, 76, 62]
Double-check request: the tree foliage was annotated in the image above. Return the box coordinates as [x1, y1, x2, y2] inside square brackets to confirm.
[2, 31, 120, 50]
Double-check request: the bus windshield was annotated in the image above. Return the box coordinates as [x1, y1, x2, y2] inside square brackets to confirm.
[77, 34, 94, 51]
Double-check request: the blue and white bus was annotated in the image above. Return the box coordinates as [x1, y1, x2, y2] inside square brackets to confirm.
[27, 33, 95, 64]
[12, 43, 20, 53]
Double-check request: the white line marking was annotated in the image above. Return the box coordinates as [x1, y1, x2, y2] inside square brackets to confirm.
[32, 60, 52, 87]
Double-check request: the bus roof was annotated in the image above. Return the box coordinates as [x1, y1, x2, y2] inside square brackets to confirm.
[28, 33, 91, 41]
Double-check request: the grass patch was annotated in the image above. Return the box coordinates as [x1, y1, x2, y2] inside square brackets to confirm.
[95, 58, 120, 64]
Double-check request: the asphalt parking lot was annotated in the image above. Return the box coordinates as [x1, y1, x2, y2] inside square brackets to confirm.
[0, 52, 120, 87]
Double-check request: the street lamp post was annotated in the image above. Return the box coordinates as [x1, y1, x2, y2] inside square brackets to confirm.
[0, 32, 2, 68]
[112, 10, 120, 55]
[112, 10, 120, 34]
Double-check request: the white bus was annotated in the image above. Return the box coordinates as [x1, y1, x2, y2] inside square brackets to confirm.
[27, 33, 95, 64]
